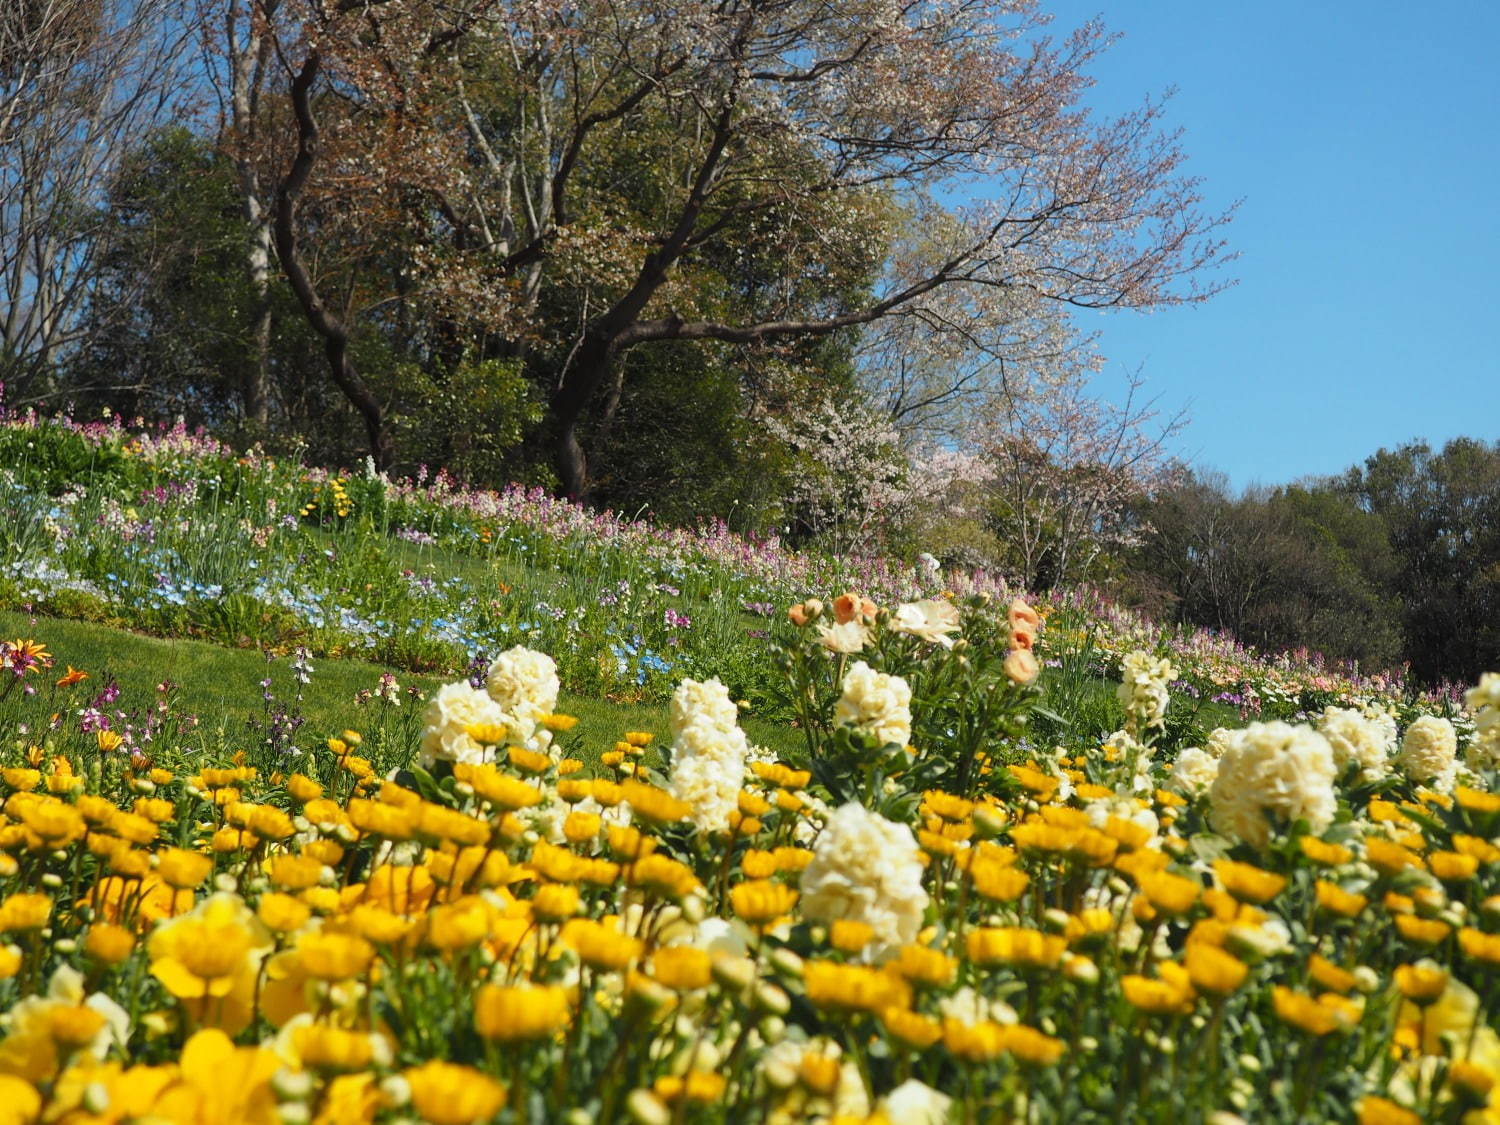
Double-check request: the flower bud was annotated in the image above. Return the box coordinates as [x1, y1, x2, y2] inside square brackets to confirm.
[768, 948, 803, 978]
[273, 1069, 316, 1102]
[754, 982, 791, 1015]
[712, 956, 756, 993]
[626, 1090, 672, 1125]
[82, 1083, 110, 1114]
[378, 1075, 410, 1107]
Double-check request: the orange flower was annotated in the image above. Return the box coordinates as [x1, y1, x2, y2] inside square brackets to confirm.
[55, 666, 88, 688]
[1004, 648, 1039, 686]
[1009, 600, 1042, 631]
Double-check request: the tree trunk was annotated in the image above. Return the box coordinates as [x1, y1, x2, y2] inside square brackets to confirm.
[273, 50, 392, 469]
[551, 331, 614, 501]
[242, 202, 272, 425]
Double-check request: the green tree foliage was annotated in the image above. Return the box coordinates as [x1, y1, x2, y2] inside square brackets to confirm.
[1340, 438, 1500, 685]
[1129, 471, 1402, 673]
[73, 127, 269, 424]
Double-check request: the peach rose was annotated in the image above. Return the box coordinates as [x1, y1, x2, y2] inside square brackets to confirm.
[1004, 648, 1039, 685]
[1011, 625, 1035, 651]
[833, 591, 862, 624]
[788, 603, 811, 627]
[1008, 599, 1042, 632]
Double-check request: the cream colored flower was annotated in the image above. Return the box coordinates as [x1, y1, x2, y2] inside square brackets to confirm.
[1208, 722, 1337, 848]
[891, 599, 961, 648]
[1317, 706, 1393, 782]
[669, 677, 739, 739]
[881, 1080, 952, 1125]
[667, 679, 749, 834]
[485, 646, 560, 721]
[816, 619, 871, 654]
[1117, 651, 1178, 735]
[1400, 715, 1458, 790]
[799, 802, 928, 953]
[834, 661, 912, 748]
[668, 721, 749, 835]
[419, 681, 510, 768]
[1465, 673, 1500, 771]
[1170, 747, 1220, 797]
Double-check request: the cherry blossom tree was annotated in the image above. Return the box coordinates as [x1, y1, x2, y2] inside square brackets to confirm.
[981, 366, 1187, 589]
[251, 0, 1231, 486]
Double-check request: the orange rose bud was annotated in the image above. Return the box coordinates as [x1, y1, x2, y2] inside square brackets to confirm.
[1009, 600, 1042, 631]
[833, 592, 862, 624]
[1004, 648, 1039, 685]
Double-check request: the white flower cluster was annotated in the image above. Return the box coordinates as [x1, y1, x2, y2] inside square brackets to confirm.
[419, 646, 559, 769]
[486, 646, 561, 724]
[1116, 652, 1178, 736]
[1400, 715, 1459, 790]
[834, 661, 912, 748]
[1316, 705, 1394, 782]
[799, 802, 928, 954]
[1169, 746, 1220, 797]
[1207, 721, 1338, 848]
[1465, 672, 1500, 771]
[667, 677, 749, 835]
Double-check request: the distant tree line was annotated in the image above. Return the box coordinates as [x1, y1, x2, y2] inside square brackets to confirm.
[1121, 438, 1500, 688]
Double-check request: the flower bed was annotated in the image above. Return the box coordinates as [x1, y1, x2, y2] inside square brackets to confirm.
[0, 595, 1497, 1122]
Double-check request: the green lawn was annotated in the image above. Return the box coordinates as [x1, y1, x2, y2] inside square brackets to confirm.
[1, 609, 801, 773]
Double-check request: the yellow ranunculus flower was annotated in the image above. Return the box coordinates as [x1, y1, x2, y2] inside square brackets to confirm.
[404, 1060, 506, 1125]
[474, 984, 570, 1042]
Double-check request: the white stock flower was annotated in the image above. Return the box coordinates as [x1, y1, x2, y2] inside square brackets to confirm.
[1465, 673, 1500, 771]
[1465, 672, 1500, 714]
[890, 599, 961, 648]
[1207, 722, 1338, 848]
[419, 681, 509, 768]
[1117, 651, 1178, 735]
[834, 661, 912, 748]
[668, 730, 748, 835]
[669, 677, 739, 739]
[799, 802, 928, 953]
[1317, 706, 1393, 782]
[1400, 715, 1459, 789]
[1170, 747, 1220, 797]
[485, 646, 560, 721]
[667, 678, 749, 834]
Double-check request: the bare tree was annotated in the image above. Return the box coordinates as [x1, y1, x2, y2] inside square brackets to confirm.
[199, 0, 282, 424]
[0, 0, 192, 390]
[978, 365, 1187, 589]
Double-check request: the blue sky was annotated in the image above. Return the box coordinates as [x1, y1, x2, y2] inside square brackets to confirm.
[1034, 1, 1500, 491]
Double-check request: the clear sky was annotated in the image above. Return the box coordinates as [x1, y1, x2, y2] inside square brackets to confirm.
[1034, 1, 1500, 491]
